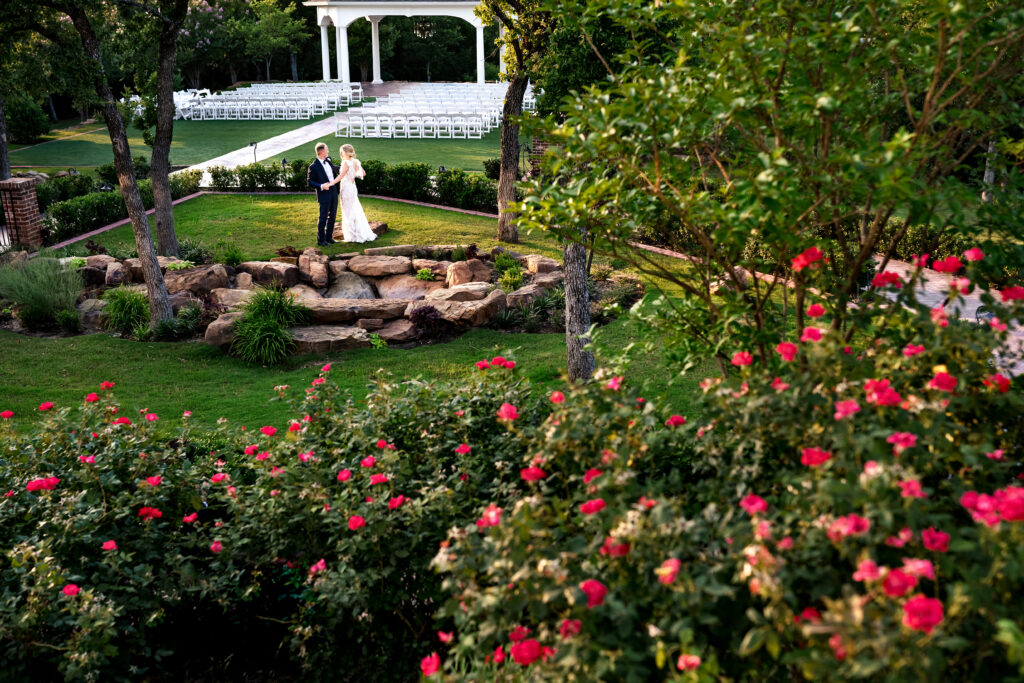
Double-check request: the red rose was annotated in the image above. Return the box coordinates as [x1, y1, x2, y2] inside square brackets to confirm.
[791, 246, 824, 272]
[84, 393, 99, 403]
[583, 468, 602, 484]
[731, 351, 753, 366]
[145, 476, 162, 487]
[361, 456, 376, 468]
[210, 541, 223, 553]
[800, 447, 832, 467]
[549, 391, 565, 403]
[932, 255, 963, 273]
[370, 473, 389, 485]
[871, 271, 903, 288]
[38, 402, 53, 411]
[882, 568, 918, 597]
[0, 410, 12, 419]
[62, 584, 80, 597]
[1000, 285, 1024, 301]
[497, 403, 519, 421]
[739, 494, 767, 515]
[455, 443, 471, 455]
[260, 426, 277, 437]
[559, 619, 581, 640]
[138, 507, 162, 521]
[677, 654, 701, 671]
[599, 536, 630, 557]
[99, 381, 115, 390]
[657, 558, 681, 585]
[800, 327, 823, 343]
[806, 303, 826, 317]
[665, 414, 686, 427]
[928, 372, 957, 392]
[921, 527, 950, 552]
[102, 540, 117, 551]
[775, 341, 798, 361]
[520, 467, 547, 482]
[903, 343, 925, 357]
[579, 579, 607, 608]
[902, 595, 944, 633]
[963, 247, 984, 261]
[510, 639, 542, 666]
[509, 625, 531, 642]
[183, 513, 198, 523]
[348, 515, 366, 530]
[388, 495, 407, 509]
[579, 499, 606, 515]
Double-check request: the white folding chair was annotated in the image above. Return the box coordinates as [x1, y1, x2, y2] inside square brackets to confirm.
[421, 116, 437, 138]
[451, 116, 468, 139]
[392, 116, 408, 138]
[467, 116, 483, 139]
[349, 115, 364, 137]
[406, 115, 423, 138]
[436, 116, 453, 139]
[335, 113, 350, 137]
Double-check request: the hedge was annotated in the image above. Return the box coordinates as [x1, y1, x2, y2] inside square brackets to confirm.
[42, 170, 203, 244]
[35, 174, 97, 212]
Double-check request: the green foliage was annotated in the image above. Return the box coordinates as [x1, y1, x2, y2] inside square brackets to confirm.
[498, 265, 524, 292]
[43, 191, 128, 243]
[212, 240, 244, 267]
[451, 246, 467, 262]
[176, 237, 212, 265]
[54, 309, 81, 335]
[164, 260, 194, 271]
[0, 257, 82, 331]
[208, 165, 237, 191]
[68, 257, 87, 270]
[369, 333, 387, 350]
[493, 252, 521, 275]
[4, 93, 51, 143]
[168, 169, 203, 198]
[102, 286, 149, 337]
[145, 305, 202, 342]
[357, 158, 390, 195]
[230, 288, 312, 365]
[285, 158, 311, 191]
[435, 168, 498, 213]
[415, 268, 435, 281]
[36, 173, 97, 212]
[96, 155, 150, 185]
[241, 287, 311, 329]
[482, 157, 501, 180]
[387, 162, 433, 201]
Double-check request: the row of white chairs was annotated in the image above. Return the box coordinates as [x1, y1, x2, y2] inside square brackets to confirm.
[357, 106, 499, 130]
[187, 99, 317, 120]
[171, 82, 363, 120]
[335, 114, 485, 139]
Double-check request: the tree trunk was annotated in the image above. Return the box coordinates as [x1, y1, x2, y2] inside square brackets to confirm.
[564, 228, 595, 382]
[290, 52, 298, 82]
[67, 5, 173, 326]
[0, 97, 10, 181]
[497, 73, 528, 243]
[229, 63, 238, 86]
[150, 2, 185, 258]
[265, 58, 272, 82]
[982, 138, 996, 203]
[47, 95, 59, 122]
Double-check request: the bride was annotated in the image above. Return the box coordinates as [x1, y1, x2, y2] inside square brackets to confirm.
[329, 144, 377, 243]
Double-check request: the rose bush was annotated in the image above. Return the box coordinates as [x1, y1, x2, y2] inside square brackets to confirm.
[431, 258, 1023, 680]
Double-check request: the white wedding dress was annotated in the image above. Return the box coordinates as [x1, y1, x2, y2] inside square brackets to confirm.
[337, 158, 377, 244]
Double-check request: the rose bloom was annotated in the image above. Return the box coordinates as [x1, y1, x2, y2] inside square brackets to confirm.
[210, 473, 229, 483]
[677, 654, 701, 671]
[834, 400, 860, 420]
[510, 639, 542, 666]
[872, 271, 903, 288]
[864, 379, 901, 406]
[437, 631, 453, 644]
[800, 327, 823, 343]
[309, 558, 326, 575]
[827, 514, 870, 542]
[79, 455, 95, 464]
[491, 646, 506, 663]
[520, 466, 547, 482]
[559, 618, 582, 640]
[928, 372, 957, 392]
[376, 439, 396, 450]
[853, 559, 882, 582]
[0, 410, 12, 419]
[145, 476, 162, 487]
[455, 443, 471, 455]
[903, 343, 925, 357]
[62, 584, 80, 596]
[657, 558, 682, 585]
[209, 541, 223, 553]
[348, 515, 366, 531]
[883, 568, 918, 597]
[497, 403, 519, 421]
[806, 303, 826, 318]
[420, 653, 441, 677]
[829, 634, 847, 662]
[902, 558, 935, 580]
[740, 494, 768, 515]
[260, 426, 277, 437]
[886, 527, 913, 547]
[288, 422, 301, 432]
[102, 540, 118, 551]
[138, 506, 162, 521]
[800, 447, 832, 467]
[183, 513, 198, 523]
[84, 392, 99, 403]
[369, 473, 389, 485]
[145, 413, 158, 422]
[388, 495, 407, 509]
[898, 479, 927, 499]
[579, 499, 606, 515]
[665, 414, 687, 428]
[775, 341, 798, 361]
[887, 432, 917, 455]
[476, 504, 502, 528]
[731, 351, 753, 366]
[932, 255, 963, 273]
[509, 625, 532, 641]
[99, 381, 115, 390]
[983, 373, 1011, 393]
[771, 377, 790, 392]
[963, 247, 984, 261]
[579, 579, 608, 608]
[583, 468, 603, 484]
[599, 536, 631, 557]
[930, 305, 949, 328]
[776, 536, 794, 550]
[361, 456, 376, 468]
[1000, 285, 1024, 301]
[791, 246, 824, 271]
[903, 595, 944, 633]
[921, 527, 950, 552]
[987, 449, 1005, 461]
[605, 375, 623, 391]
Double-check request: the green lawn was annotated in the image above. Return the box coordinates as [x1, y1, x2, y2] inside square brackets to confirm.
[267, 131, 500, 173]
[5, 193, 705, 430]
[9, 117, 333, 169]
[81, 194, 552, 262]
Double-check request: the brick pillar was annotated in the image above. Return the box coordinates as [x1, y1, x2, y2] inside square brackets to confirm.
[530, 136, 551, 177]
[0, 177, 44, 247]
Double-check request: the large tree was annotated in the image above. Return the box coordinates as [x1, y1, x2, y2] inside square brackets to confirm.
[247, 0, 306, 81]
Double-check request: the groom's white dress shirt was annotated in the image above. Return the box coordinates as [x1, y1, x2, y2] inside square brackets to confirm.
[322, 159, 334, 183]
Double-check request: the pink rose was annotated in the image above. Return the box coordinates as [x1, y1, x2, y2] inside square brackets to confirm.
[800, 447, 831, 467]
[62, 584, 80, 596]
[921, 527, 950, 552]
[864, 379, 901, 406]
[932, 255, 963, 273]
[605, 376, 623, 391]
[928, 372, 957, 392]
[800, 327, 823, 343]
[677, 654, 701, 671]
[145, 476, 162, 487]
[903, 343, 925, 357]
[579, 499, 606, 515]
[210, 473, 229, 483]
[834, 400, 860, 420]
[39, 402, 54, 411]
[388, 495, 407, 509]
[740, 494, 768, 515]
[901, 558, 935, 580]
[882, 568, 918, 597]
[872, 271, 903, 288]
[476, 504, 502, 528]
[791, 246, 824, 272]
[657, 558, 681, 585]
[1000, 285, 1024, 301]
[599, 536, 631, 557]
[963, 247, 984, 261]
[898, 479, 927, 499]
[510, 639, 542, 665]
[260, 426, 277, 437]
[521, 467, 546, 482]
[731, 351, 753, 366]
[361, 456, 376, 468]
[665, 414, 686, 427]
[210, 541, 223, 553]
[902, 595, 944, 633]
[84, 393, 99, 403]
[0, 410, 12, 419]
[853, 559, 882, 582]
[348, 515, 366, 530]
[102, 540, 117, 551]
[579, 578, 607, 608]
[369, 473, 389, 485]
[497, 403, 519, 421]
[420, 653, 441, 677]
[455, 443, 471, 455]
[775, 341, 798, 361]
[549, 391, 565, 403]
[887, 432, 917, 456]
[583, 468, 602, 484]
[99, 381, 115, 390]
[183, 513, 198, 523]
[806, 303, 826, 318]
[559, 618, 582, 639]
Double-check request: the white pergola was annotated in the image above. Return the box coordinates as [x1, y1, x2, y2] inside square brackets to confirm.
[302, 0, 501, 85]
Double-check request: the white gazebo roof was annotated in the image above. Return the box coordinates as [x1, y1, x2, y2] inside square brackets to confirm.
[302, 0, 494, 85]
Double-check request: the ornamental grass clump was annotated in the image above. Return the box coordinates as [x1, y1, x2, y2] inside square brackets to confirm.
[0, 257, 83, 331]
[102, 286, 149, 336]
[230, 287, 311, 365]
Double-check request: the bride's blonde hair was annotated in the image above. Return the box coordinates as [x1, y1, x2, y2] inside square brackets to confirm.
[340, 144, 356, 158]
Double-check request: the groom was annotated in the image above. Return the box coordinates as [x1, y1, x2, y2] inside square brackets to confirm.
[307, 142, 339, 246]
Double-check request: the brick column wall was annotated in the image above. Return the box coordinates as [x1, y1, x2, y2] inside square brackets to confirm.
[530, 136, 551, 177]
[0, 177, 44, 247]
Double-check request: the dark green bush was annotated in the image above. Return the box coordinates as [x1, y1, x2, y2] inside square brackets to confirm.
[146, 305, 202, 341]
[96, 156, 150, 185]
[358, 159, 389, 195]
[482, 157, 501, 180]
[102, 286, 149, 336]
[208, 166, 236, 191]
[43, 191, 127, 243]
[435, 168, 471, 207]
[388, 162, 433, 201]
[235, 163, 260, 192]
[285, 158, 311, 191]
[177, 237, 212, 265]
[169, 169, 203, 198]
[230, 315, 294, 364]
[0, 257, 82, 331]
[4, 94, 51, 143]
[36, 174, 97, 212]
[55, 309, 82, 335]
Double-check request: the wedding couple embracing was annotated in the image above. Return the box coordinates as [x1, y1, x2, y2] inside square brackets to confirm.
[306, 142, 377, 246]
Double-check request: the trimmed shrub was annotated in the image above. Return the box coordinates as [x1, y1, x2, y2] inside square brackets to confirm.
[235, 163, 260, 192]
[96, 156, 150, 185]
[285, 158, 311, 191]
[388, 162, 433, 201]
[208, 165, 237, 191]
[0, 257, 83, 331]
[102, 286, 149, 336]
[482, 157, 501, 180]
[36, 174, 97, 212]
[43, 191, 127, 243]
[435, 168, 472, 208]
[358, 159, 389, 195]
[169, 169, 203, 198]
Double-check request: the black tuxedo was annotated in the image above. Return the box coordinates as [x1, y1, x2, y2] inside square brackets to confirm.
[307, 157, 340, 244]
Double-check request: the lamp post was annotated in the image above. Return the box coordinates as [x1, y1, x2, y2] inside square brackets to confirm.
[249, 141, 258, 164]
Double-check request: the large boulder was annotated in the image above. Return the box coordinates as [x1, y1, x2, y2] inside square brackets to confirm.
[356, 318, 384, 330]
[235, 272, 254, 289]
[299, 249, 329, 288]
[105, 261, 130, 287]
[524, 254, 561, 274]
[86, 254, 118, 269]
[364, 244, 416, 257]
[533, 270, 565, 289]
[78, 266, 107, 287]
[377, 318, 417, 343]
[76, 298, 107, 330]
[204, 311, 245, 348]
[164, 263, 230, 296]
[328, 260, 349, 278]
[407, 289, 506, 326]
[270, 256, 298, 266]
[412, 259, 452, 277]
[236, 261, 300, 288]
[325, 271, 376, 299]
[124, 256, 182, 281]
[507, 284, 544, 309]
[290, 325, 371, 354]
[347, 255, 412, 277]
[305, 298, 411, 324]
[424, 281, 494, 303]
[445, 259, 492, 287]
[210, 288, 255, 309]
[375, 274, 444, 300]
[168, 292, 201, 314]
[288, 284, 323, 301]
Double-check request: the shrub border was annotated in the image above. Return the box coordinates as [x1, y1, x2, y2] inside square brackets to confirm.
[37, 191, 500, 254]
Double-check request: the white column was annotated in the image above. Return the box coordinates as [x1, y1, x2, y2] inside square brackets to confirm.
[320, 24, 331, 82]
[370, 16, 383, 84]
[476, 23, 486, 84]
[336, 25, 350, 83]
[498, 23, 506, 77]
